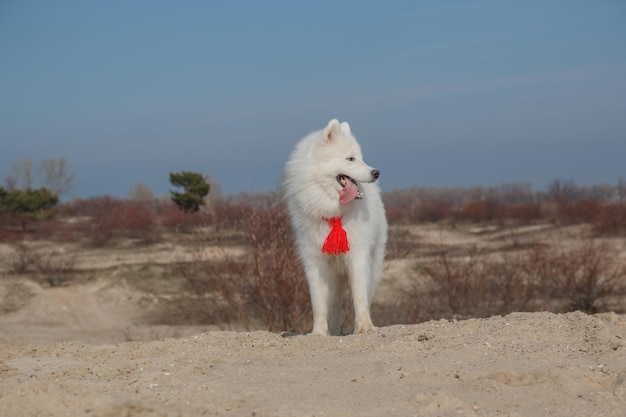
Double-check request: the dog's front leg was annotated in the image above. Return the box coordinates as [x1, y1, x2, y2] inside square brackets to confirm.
[303, 260, 333, 335]
[348, 254, 376, 334]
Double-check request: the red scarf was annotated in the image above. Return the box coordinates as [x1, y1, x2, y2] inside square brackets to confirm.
[322, 217, 350, 255]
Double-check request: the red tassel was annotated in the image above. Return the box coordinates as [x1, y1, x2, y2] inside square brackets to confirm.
[322, 217, 350, 255]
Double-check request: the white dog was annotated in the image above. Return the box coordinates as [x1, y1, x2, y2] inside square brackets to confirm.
[283, 119, 387, 335]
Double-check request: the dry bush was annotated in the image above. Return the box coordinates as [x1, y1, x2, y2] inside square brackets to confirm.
[179, 204, 311, 333]
[33, 248, 77, 287]
[4, 242, 77, 286]
[159, 202, 207, 231]
[407, 234, 625, 321]
[382, 190, 418, 224]
[457, 199, 501, 223]
[209, 200, 261, 231]
[410, 247, 506, 320]
[415, 199, 451, 223]
[383, 191, 451, 224]
[382, 181, 626, 227]
[33, 217, 80, 242]
[383, 205, 403, 225]
[558, 199, 603, 224]
[4, 242, 39, 274]
[540, 235, 625, 313]
[68, 197, 157, 245]
[498, 202, 542, 223]
[593, 202, 626, 235]
[493, 245, 550, 312]
[0, 226, 23, 242]
[243, 205, 310, 331]
[116, 201, 156, 239]
[66, 196, 118, 244]
[95, 200, 156, 244]
[416, 250, 479, 319]
[178, 251, 251, 328]
[386, 227, 421, 260]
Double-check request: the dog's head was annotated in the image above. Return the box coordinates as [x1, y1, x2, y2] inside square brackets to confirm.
[317, 119, 380, 205]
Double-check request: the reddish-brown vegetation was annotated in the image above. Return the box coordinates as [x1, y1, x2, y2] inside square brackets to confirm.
[407, 232, 625, 322]
[1, 180, 625, 330]
[382, 181, 626, 233]
[177, 203, 311, 332]
[64, 197, 157, 245]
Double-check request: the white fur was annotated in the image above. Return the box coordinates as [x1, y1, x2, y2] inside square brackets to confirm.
[283, 119, 387, 335]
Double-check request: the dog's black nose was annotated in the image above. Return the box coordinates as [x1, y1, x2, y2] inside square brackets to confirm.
[371, 169, 380, 179]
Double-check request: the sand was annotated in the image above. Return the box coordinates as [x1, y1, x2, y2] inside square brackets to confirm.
[1, 311, 625, 417]
[1, 224, 625, 416]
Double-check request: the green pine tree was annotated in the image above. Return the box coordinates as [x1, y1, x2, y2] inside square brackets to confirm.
[169, 172, 210, 212]
[0, 187, 59, 230]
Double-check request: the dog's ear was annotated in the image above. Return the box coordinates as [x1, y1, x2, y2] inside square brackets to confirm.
[322, 119, 341, 144]
[340, 122, 351, 135]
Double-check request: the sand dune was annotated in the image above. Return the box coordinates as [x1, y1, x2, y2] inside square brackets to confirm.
[1, 311, 625, 417]
[1, 224, 625, 416]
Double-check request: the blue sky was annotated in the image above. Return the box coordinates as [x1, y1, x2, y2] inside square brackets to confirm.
[1, 0, 625, 199]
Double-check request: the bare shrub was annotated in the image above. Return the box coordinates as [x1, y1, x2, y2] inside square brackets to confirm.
[159, 202, 207, 231]
[129, 183, 155, 201]
[209, 201, 249, 231]
[558, 199, 603, 224]
[407, 233, 625, 322]
[244, 205, 311, 331]
[412, 247, 499, 320]
[384, 205, 406, 225]
[4, 158, 75, 199]
[510, 233, 625, 313]
[547, 235, 624, 313]
[177, 250, 249, 328]
[382, 180, 626, 226]
[0, 225, 24, 242]
[386, 227, 420, 260]
[547, 178, 580, 203]
[0, 280, 35, 313]
[68, 197, 157, 245]
[4, 160, 34, 190]
[179, 204, 311, 333]
[382, 189, 419, 224]
[160, 200, 250, 237]
[458, 199, 501, 223]
[498, 202, 542, 223]
[416, 199, 451, 223]
[115, 201, 157, 241]
[33, 217, 80, 242]
[66, 196, 118, 244]
[593, 202, 626, 235]
[37, 158, 75, 198]
[34, 248, 77, 287]
[5, 242, 39, 274]
[4, 242, 77, 286]
[492, 245, 547, 312]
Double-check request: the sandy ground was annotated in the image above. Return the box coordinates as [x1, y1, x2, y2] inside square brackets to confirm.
[1, 225, 625, 416]
[1, 309, 625, 417]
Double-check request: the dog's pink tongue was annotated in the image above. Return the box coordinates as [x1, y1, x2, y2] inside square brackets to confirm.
[340, 180, 358, 205]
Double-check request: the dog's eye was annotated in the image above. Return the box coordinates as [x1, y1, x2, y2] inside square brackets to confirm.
[346, 157, 355, 162]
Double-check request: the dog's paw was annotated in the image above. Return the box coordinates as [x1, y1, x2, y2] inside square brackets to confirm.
[309, 327, 330, 336]
[308, 332, 329, 337]
[354, 323, 376, 334]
